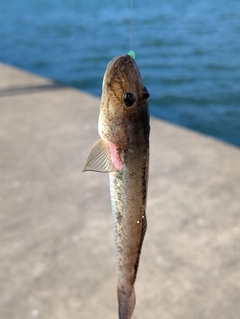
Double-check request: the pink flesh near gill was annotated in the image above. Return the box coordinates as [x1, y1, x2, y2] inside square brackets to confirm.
[109, 143, 123, 171]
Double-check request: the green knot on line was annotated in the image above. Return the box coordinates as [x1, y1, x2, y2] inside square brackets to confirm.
[128, 50, 136, 60]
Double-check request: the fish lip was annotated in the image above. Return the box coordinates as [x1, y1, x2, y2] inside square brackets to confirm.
[103, 55, 135, 86]
[106, 55, 132, 69]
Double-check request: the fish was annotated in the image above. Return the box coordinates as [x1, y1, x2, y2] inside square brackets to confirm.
[83, 54, 150, 319]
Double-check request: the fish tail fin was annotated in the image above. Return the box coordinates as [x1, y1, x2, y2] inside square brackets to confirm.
[117, 284, 136, 319]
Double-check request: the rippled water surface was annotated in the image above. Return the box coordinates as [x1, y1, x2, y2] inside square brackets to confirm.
[1, 0, 240, 146]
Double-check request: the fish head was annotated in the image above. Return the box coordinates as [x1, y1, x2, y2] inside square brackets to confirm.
[99, 55, 150, 149]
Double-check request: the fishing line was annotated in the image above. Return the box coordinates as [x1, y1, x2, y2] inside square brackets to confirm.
[128, 0, 136, 59]
[130, 0, 134, 52]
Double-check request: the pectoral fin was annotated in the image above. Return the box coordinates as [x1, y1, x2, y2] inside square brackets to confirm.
[83, 139, 122, 173]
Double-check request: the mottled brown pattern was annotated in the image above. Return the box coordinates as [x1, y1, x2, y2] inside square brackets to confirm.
[84, 54, 150, 319]
[100, 55, 150, 319]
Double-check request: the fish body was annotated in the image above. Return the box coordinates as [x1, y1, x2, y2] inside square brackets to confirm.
[83, 54, 150, 318]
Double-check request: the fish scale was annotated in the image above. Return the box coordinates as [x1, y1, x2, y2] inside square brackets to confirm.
[83, 54, 150, 318]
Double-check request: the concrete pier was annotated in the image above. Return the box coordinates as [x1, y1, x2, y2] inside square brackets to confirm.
[0, 62, 240, 319]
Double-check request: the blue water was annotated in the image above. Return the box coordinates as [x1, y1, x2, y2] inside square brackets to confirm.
[1, 0, 240, 146]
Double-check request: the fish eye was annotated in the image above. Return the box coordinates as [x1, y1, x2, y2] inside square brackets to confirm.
[123, 92, 136, 107]
[143, 87, 150, 100]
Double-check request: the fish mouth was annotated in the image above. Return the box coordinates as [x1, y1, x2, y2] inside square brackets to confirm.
[103, 55, 137, 87]
[107, 55, 134, 72]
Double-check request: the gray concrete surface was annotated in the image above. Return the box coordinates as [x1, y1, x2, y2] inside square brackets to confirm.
[0, 62, 240, 319]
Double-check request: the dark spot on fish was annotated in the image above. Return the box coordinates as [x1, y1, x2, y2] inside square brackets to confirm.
[123, 92, 135, 107]
[117, 244, 123, 254]
[116, 211, 123, 223]
[142, 87, 150, 100]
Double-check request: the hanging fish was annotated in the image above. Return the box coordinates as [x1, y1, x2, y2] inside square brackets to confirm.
[83, 53, 150, 319]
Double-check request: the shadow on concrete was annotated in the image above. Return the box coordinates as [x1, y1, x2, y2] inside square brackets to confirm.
[0, 83, 67, 97]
